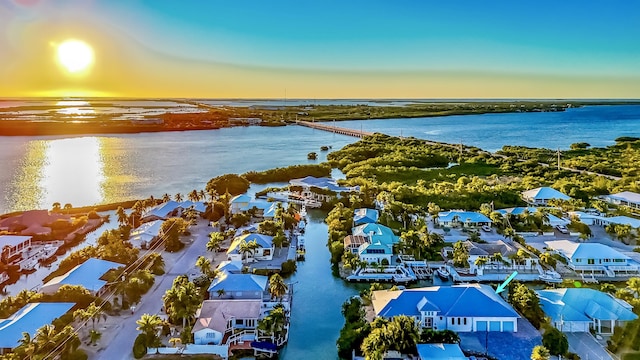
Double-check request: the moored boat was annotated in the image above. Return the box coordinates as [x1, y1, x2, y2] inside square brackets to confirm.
[436, 266, 450, 280]
[539, 270, 562, 284]
[20, 257, 39, 272]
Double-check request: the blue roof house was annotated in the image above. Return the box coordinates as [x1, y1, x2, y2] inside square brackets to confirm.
[417, 343, 468, 360]
[436, 211, 492, 228]
[40, 258, 124, 296]
[353, 208, 379, 225]
[496, 207, 569, 227]
[207, 271, 268, 300]
[289, 176, 358, 205]
[372, 284, 520, 333]
[227, 233, 274, 263]
[0, 302, 75, 353]
[522, 187, 571, 206]
[352, 223, 399, 264]
[536, 288, 638, 334]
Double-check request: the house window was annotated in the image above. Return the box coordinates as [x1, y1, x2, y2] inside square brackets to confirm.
[451, 318, 454, 325]
[206, 332, 215, 339]
[464, 318, 467, 325]
[263, 249, 271, 256]
[235, 319, 243, 325]
[588, 259, 595, 265]
[457, 318, 461, 325]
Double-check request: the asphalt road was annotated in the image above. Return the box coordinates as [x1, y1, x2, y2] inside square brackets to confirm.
[95, 220, 211, 360]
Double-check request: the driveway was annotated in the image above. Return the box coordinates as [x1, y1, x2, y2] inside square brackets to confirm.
[459, 318, 541, 360]
[565, 332, 613, 360]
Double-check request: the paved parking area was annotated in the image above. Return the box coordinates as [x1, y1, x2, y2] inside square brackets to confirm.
[459, 318, 542, 360]
[565, 332, 613, 360]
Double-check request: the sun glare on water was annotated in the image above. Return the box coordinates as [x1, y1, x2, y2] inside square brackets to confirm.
[56, 39, 94, 73]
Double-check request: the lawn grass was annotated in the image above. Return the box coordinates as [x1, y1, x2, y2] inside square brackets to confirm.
[622, 352, 640, 360]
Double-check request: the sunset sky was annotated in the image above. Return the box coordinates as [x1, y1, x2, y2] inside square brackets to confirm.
[1, 0, 639, 98]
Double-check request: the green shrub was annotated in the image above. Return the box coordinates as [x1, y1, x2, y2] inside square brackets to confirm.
[281, 260, 298, 276]
[133, 333, 147, 359]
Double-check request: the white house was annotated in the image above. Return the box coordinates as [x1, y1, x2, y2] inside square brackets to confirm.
[0, 302, 75, 354]
[227, 233, 274, 263]
[0, 235, 31, 260]
[536, 288, 638, 334]
[545, 240, 639, 277]
[130, 220, 163, 248]
[192, 299, 262, 346]
[603, 191, 640, 211]
[436, 211, 491, 228]
[521, 187, 570, 206]
[461, 240, 538, 274]
[372, 284, 520, 332]
[497, 207, 569, 227]
[592, 215, 640, 229]
[289, 176, 358, 203]
[350, 223, 399, 264]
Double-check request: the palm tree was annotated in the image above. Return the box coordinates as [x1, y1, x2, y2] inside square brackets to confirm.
[52, 202, 61, 211]
[195, 256, 212, 278]
[216, 289, 226, 298]
[268, 273, 288, 302]
[531, 345, 550, 360]
[63, 203, 73, 210]
[85, 302, 107, 330]
[503, 227, 515, 241]
[53, 325, 81, 358]
[188, 190, 200, 202]
[174, 193, 183, 202]
[474, 257, 488, 272]
[491, 252, 504, 269]
[163, 277, 201, 328]
[627, 277, 640, 296]
[17, 332, 36, 358]
[239, 240, 260, 262]
[206, 232, 224, 254]
[34, 324, 58, 353]
[136, 313, 163, 346]
[162, 193, 171, 202]
[116, 206, 128, 226]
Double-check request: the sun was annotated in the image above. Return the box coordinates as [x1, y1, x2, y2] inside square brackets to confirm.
[57, 40, 94, 73]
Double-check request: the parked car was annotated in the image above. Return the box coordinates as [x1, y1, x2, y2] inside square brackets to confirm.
[481, 225, 492, 232]
[556, 225, 569, 234]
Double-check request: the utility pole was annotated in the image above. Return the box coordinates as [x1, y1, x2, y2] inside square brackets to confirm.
[557, 148, 561, 170]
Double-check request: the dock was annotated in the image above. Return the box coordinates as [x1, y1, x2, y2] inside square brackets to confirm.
[296, 120, 374, 138]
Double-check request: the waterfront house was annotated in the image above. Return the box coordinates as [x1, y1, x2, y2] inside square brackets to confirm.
[353, 208, 379, 226]
[521, 187, 570, 206]
[545, 240, 639, 277]
[227, 233, 274, 263]
[40, 258, 124, 296]
[140, 200, 206, 223]
[0, 235, 31, 261]
[0, 302, 75, 354]
[592, 215, 640, 229]
[230, 194, 281, 219]
[497, 207, 569, 227]
[343, 235, 368, 254]
[192, 299, 262, 345]
[417, 343, 468, 360]
[130, 219, 163, 248]
[372, 284, 520, 332]
[207, 271, 268, 300]
[536, 288, 638, 334]
[289, 176, 357, 203]
[603, 191, 640, 211]
[351, 223, 399, 264]
[453, 240, 538, 274]
[436, 211, 491, 228]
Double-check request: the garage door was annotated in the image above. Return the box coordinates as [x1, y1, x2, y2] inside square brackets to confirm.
[502, 321, 514, 332]
[490, 321, 501, 331]
[476, 321, 487, 331]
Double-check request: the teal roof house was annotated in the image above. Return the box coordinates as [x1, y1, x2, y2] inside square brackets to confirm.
[522, 187, 570, 206]
[545, 240, 639, 278]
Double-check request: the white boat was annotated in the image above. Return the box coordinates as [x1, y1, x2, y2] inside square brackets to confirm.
[300, 206, 307, 218]
[298, 236, 305, 246]
[539, 270, 562, 283]
[40, 245, 59, 261]
[436, 266, 450, 281]
[20, 257, 38, 272]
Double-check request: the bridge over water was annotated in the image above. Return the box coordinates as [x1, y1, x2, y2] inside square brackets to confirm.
[296, 120, 374, 138]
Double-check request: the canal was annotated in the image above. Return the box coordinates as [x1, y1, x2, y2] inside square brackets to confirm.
[279, 209, 362, 360]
